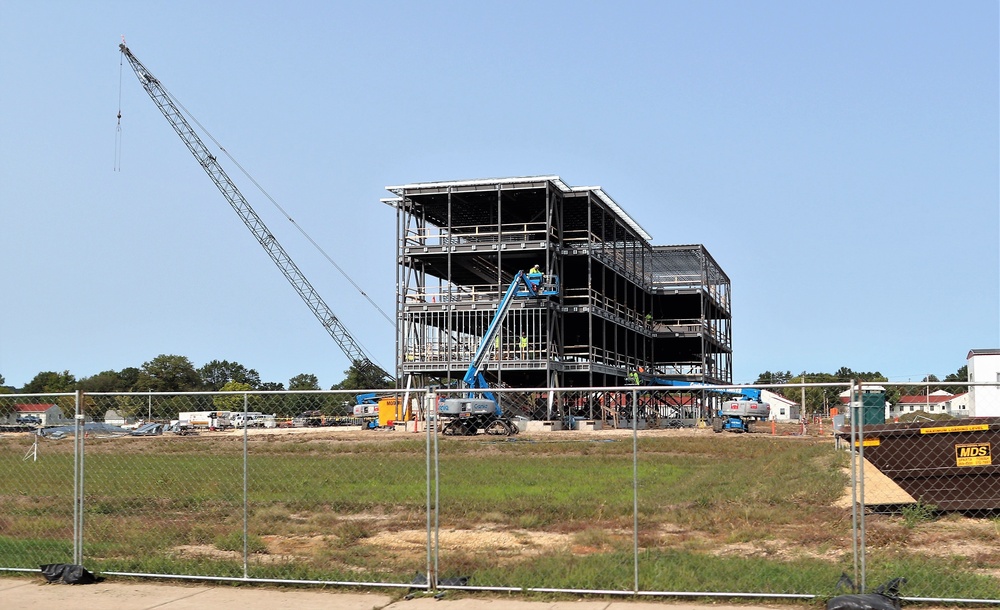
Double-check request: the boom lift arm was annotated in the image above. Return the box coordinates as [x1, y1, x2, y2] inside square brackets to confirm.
[462, 270, 558, 393]
[437, 270, 558, 435]
[119, 44, 393, 385]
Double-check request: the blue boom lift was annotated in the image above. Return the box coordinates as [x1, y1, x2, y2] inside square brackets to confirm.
[438, 270, 559, 436]
[630, 372, 770, 433]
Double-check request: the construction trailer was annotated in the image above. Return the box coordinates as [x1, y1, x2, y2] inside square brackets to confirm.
[382, 176, 732, 418]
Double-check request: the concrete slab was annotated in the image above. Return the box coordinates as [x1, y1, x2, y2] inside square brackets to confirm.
[1, 577, 393, 610]
[0, 576, 814, 610]
[526, 421, 563, 432]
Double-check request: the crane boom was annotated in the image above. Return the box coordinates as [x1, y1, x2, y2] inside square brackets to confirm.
[119, 44, 393, 384]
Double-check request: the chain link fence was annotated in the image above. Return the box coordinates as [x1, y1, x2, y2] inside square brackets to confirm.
[0, 382, 998, 602]
[840, 381, 1000, 603]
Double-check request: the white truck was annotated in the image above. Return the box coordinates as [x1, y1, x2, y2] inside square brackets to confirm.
[231, 412, 275, 429]
[177, 411, 231, 430]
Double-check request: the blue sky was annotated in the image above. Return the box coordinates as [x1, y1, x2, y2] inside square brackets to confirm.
[1, 1, 997, 389]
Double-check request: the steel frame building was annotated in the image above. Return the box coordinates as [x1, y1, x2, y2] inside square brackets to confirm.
[383, 176, 732, 390]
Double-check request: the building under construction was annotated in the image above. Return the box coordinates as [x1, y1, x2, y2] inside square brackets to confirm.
[383, 176, 732, 391]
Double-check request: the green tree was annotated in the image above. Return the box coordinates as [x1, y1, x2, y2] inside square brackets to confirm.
[23, 370, 77, 393]
[288, 373, 320, 391]
[212, 380, 259, 412]
[118, 367, 141, 390]
[945, 366, 968, 382]
[329, 362, 395, 417]
[284, 373, 322, 417]
[199, 360, 261, 391]
[943, 366, 968, 394]
[78, 369, 128, 392]
[331, 362, 393, 392]
[137, 355, 201, 392]
[754, 370, 793, 386]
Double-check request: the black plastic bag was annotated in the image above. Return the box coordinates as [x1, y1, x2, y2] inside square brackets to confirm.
[827, 576, 906, 610]
[39, 563, 98, 585]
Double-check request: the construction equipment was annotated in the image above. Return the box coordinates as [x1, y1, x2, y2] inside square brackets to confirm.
[711, 396, 770, 433]
[119, 44, 393, 385]
[708, 387, 770, 432]
[353, 392, 416, 428]
[438, 270, 559, 436]
[632, 373, 770, 432]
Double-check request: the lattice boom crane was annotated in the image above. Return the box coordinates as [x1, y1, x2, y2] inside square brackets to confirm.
[119, 43, 393, 385]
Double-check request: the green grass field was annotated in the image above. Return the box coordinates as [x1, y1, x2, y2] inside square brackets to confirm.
[1, 431, 999, 600]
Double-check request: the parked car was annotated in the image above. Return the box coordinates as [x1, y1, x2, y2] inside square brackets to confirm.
[130, 423, 164, 436]
[16, 415, 42, 426]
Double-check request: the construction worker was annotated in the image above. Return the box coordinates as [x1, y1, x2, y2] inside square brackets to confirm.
[527, 264, 544, 292]
[519, 332, 529, 359]
[627, 370, 640, 385]
[494, 334, 502, 360]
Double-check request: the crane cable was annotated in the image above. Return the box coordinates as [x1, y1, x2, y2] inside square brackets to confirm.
[115, 48, 124, 172]
[161, 87, 395, 329]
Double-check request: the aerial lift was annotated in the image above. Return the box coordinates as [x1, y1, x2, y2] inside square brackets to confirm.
[711, 389, 770, 432]
[438, 269, 559, 436]
[630, 372, 770, 432]
[119, 44, 393, 387]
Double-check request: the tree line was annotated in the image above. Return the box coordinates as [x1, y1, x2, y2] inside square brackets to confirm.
[0, 354, 387, 396]
[754, 366, 970, 416]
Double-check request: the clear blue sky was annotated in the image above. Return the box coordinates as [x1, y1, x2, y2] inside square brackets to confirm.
[1, 1, 997, 389]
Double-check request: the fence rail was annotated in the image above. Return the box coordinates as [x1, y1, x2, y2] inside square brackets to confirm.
[1, 382, 999, 602]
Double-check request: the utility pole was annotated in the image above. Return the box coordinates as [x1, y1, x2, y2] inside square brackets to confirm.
[801, 371, 807, 420]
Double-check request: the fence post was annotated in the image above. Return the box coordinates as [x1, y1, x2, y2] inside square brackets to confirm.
[242, 392, 249, 579]
[426, 388, 438, 593]
[632, 387, 639, 595]
[74, 389, 84, 566]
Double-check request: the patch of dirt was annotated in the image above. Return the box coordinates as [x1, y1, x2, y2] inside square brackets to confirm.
[711, 540, 847, 562]
[906, 518, 1000, 576]
[365, 526, 575, 563]
[170, 526, 577, 566]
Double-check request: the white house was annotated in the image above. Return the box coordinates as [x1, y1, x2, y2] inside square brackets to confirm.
[762, 389, 799, 421]
[10, 403, 64, 426]
[968, 349, 1000, 417]
[890, 390, 970, 419]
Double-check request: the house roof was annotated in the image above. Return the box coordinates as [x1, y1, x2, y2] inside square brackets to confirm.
[14, 403, 56, 413]
[761, 391, 798, 408]
[968, 349, 1000, 358]
[897, 393, 966, 405]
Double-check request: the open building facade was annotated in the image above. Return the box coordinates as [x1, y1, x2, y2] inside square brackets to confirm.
[383, 176, 732, 396]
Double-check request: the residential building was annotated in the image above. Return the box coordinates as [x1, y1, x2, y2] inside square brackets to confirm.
[762, 389, 799, 422]
[9, 403, 63, 426]
[968, 349, 1000, 417]
[889, 390, 970, 419]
